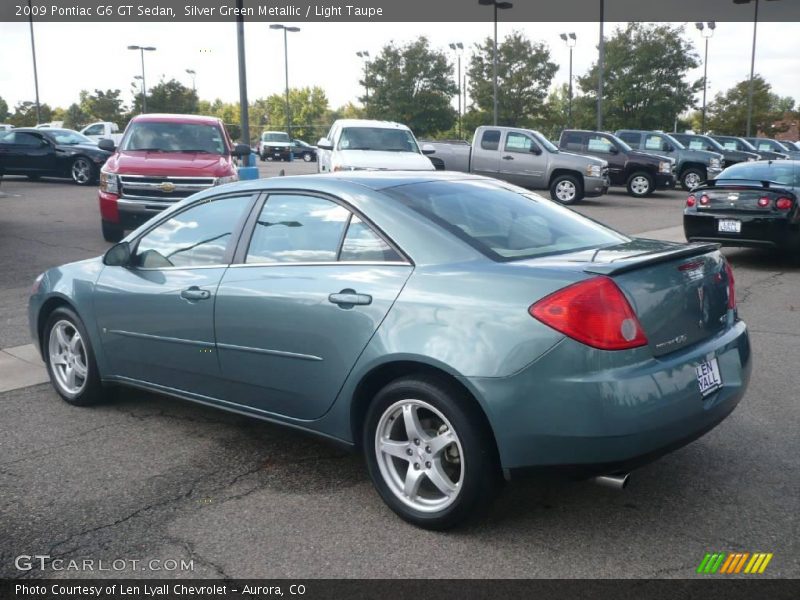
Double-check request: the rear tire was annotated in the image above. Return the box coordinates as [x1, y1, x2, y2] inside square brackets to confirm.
[550, 174, 583, 205]
[101, 220, 124, 243]
[43, 307, 107, 406]
[626, 171, 655, 197]
[363, 375, 500, 530]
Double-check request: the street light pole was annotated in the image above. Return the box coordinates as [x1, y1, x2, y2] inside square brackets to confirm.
[271, 24, 300, 136]
[186, 68, 196, 94]
[478, 0, 513, 126]
[356, 51, 370, 106]
[449, 43, 464, 138]
[27, 0, 41, 124]
[560, 33, 577, 128]
[127, 45, 156, 113]
[695, 22, 715, 134]
[597, 0, 604, 130]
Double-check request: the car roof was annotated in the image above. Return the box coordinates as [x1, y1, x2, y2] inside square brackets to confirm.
[130, 113, 222, 125]
[333, 119, 411, 131]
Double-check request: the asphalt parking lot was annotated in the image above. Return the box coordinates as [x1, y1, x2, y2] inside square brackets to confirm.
[0, 163, 798, 579]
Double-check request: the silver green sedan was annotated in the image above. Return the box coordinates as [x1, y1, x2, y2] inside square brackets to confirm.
[29, 172, 751, 529]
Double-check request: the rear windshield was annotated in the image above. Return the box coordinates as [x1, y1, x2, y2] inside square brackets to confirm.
[717, 162, 800, 187]
[384, 180, 627, 261]
[262, 132, 290, 142]
[338, 127, 420, 153]
[122, 121, 226, 154]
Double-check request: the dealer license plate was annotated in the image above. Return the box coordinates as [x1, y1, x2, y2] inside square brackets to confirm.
[717, 219, 741, 233]
[696, 357, 723, 397]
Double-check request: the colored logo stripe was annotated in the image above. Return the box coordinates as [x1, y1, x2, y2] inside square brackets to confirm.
[698, 552, 773, 574]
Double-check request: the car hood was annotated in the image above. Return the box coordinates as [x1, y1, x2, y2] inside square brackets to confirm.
[57, 143, 109, 156]
[627, 150, 670, 165]
[334, 150, 436, 171]
[106, 151, 236, 177]
[555, 151, 608, 168]
[262, 141, 292, 147]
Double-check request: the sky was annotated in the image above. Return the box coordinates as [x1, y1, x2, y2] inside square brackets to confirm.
[1, 20, 799, 120]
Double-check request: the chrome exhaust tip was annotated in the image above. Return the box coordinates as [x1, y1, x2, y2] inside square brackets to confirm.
[592, 473, 630, 490]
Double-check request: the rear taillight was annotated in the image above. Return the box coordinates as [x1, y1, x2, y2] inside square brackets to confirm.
[529, 277, 648, 351]
[757, 196, 771, 208]
[686, 195, 696, 207]
[700, 194, 710, 206]
[776, 197, 793, 211]
[723, 261, 736, 310]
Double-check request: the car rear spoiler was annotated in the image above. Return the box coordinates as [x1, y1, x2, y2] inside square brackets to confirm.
[701, 178, 785, 190]
[583, 242, 720, 276]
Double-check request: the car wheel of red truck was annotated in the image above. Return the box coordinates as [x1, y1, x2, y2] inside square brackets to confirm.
[101, 220, 124, 243]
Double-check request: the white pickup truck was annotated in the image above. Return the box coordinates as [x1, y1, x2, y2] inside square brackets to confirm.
[80, 121, 123, 145]
[316, 119, 436, 173]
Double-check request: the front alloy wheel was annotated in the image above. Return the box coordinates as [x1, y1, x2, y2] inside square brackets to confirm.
[48, 320, 88, 396]
[71, 157, 95, 185]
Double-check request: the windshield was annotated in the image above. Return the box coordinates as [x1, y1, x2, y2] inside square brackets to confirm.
[608, 134, 632, 152]
[262, 132, 291, 143]
[338, 127, 420, 152]
[530, 131, 559, 153]
[47, 130, 94, 145]
[663, 134, 686, 150]
[122, 121, 227, 154]
[717, 161, 800, 187]
[385, 180, 627, 261]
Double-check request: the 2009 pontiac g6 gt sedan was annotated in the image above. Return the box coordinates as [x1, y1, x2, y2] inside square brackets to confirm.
[29, 171, 751, 529]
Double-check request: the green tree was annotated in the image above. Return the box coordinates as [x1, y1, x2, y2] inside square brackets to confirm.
[79, 89, 125, 124]
[9, 101, 52, 127]
[63, 103, 91, 130]
[0, 96, 8, 121]
[467, 31, 558, 128]
[256, 87, 330, 141]
[541, 84, 595, 138]
[363, 37, 457, 137]
[133, 78, 198, 115]
[577, 23, 701, 131]
[706, 76, 795, 137]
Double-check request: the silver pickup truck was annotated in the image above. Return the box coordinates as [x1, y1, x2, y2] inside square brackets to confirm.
[426, 126, 609, 204]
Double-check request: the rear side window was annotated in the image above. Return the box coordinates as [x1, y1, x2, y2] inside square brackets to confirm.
[618, 132, 641, 148]
[340, 216, 402, 262]
[385, 180, 626, 261]
[480, 130, 501, 151]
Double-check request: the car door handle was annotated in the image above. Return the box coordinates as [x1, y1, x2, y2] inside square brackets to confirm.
[328, 289, 372, 308]
[502, 155, 515, 160]
[181, 286, 211, 301]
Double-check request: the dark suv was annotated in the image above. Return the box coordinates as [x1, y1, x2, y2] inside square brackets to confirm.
[559, 130, 674, 197]
[671, 133, 759, 167]
[745, 137, 800, 160]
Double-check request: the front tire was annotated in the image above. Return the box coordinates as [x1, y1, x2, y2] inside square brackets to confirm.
[302, 152, 312, 162]
[626, 171, 655, 197]
[71, 157, 97, 186]
[364, 376, 499, 530]
[101, 220, 124, 243]
[681, 167, 706, 191]
[44, 307, 106, 406]
[550, 174, 583, 205]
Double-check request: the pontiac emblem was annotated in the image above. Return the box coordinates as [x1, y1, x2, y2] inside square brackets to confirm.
[159, 181, 176, 193]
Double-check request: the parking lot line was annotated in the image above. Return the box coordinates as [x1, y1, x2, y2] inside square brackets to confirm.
[0, 344, 48, 393]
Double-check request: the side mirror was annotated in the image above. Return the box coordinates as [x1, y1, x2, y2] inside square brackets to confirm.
[421, 143, 436, 155]
[662, 142, 674, 152]
[98, 139, 116, 152]
[529, 145, 542, 155]
[609, 146, 620, 155]
[317, 138, 334, 151]
[103, 241, 131, 267]
[232, 143, 251, 157]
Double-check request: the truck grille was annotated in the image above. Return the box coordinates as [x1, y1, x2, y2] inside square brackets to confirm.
[119, 175, 216, 203]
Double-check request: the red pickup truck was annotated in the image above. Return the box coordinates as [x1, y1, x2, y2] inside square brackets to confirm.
[97, 114, 250, 242]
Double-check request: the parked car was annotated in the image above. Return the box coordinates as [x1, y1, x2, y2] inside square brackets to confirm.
[258, 131, 293, 161]
[615, 130, 723, 191]
[684, 160, 800, 252]
[35, 121, 64, 129]
[711, 135, 787, 161]
[0, 128, 111, 185]
[428, 126, 608, 204]
[80, 121, 123, 145]
[0, 124, 14, 132]
[29, 171, 750, 530]
[96, 113, 250, 243]
[781, 140, 800, 151]
[292, 138, 317, 162]
[559, 129, 674, 197]
[671, 132, 759, 167]
[317, 119, 436, 174]
[744, 137, 800, 160]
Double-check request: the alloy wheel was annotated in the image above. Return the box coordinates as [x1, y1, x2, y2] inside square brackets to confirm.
[630, 175, 651, 195]
[684, 172, 702, 190]
[555, 180, 577, 202]
[375, 399, 464, 513]
[48, 320, 88, 395]
[71, 158, 92, 184]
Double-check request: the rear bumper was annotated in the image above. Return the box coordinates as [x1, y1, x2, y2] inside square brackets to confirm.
[684, 212, 800, 249]
[465, 319, 751, 474]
